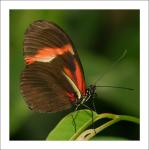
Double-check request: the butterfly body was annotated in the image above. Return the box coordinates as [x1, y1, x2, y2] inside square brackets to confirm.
[21, 20, 95, 113]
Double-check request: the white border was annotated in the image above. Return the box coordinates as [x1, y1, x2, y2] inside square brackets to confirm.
[0, 1, 148, 150]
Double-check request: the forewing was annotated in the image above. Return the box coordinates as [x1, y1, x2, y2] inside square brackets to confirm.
[23, 20, 86, 94]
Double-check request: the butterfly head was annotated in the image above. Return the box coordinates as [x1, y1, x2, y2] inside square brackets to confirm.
[87, 84, 96, 95]
[80, 85, 96, 104]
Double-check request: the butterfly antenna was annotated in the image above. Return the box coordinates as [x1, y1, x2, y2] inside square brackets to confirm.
[95, 85, 134, 91]
[93, 49, 127, 85]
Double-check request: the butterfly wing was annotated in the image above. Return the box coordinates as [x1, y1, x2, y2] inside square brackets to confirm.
[21, 20, 86, 112]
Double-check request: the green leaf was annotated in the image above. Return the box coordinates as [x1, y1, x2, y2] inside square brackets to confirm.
[46, 109, 139, 141]
[46, 109, 97, 140]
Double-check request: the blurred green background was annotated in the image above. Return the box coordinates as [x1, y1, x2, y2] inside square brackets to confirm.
[10, 10, 139, 140]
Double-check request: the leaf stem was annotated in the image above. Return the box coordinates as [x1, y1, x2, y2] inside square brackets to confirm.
[76, 113, 139, 140]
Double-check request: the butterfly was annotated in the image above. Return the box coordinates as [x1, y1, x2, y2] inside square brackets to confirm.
[20, 20, 96, 113]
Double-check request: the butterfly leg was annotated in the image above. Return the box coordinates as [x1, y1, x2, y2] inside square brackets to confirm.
[81, 103, 96, 134]
[71, 100, 81, 133]
[91, 95, 97, 134]
[71, 114, 77, 133]
[92, 93, 97, 113]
